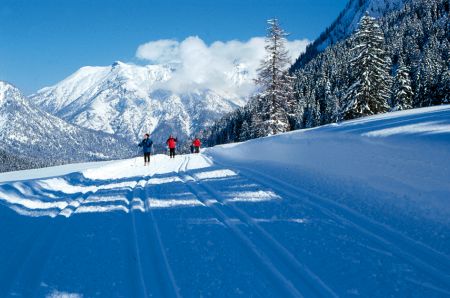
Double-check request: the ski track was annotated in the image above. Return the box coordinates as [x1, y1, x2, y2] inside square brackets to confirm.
[206, 155, 450, 291]
[178, 155, 336, 298]
[125, 157, 183, 298]
[143, 158, 182, 298]
[128, 181, 150, 298]
[174, 158, 304, 297]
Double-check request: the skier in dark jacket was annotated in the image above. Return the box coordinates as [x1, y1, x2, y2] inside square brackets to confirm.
[138, 133, 153, 165]
[166, 135, 178, 158]
[192, 138, 201, 153]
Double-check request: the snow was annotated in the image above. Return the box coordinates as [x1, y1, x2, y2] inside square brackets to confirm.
[46, 290, 82, 298]
[0, 106, 449, 297]
[0, 160, 115, 183]
[194, 169, 237, 180]
[0, 189, 69, 210]
[362, 121, 450, 137]
[223, 190, 281, 203]
[0, 81, 12, 105]
[148, 198, 204, 209]
[74, 204, 129, 215]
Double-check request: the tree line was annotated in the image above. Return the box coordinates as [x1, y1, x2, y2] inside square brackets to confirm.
[204, 0, 449, 146]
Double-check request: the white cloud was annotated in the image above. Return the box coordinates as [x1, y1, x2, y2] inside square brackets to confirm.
[136, 39, 180, 64]
[136, 36, 310, 96]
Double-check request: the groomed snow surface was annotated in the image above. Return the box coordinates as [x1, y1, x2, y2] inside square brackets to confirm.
[1, 105, 449, 297]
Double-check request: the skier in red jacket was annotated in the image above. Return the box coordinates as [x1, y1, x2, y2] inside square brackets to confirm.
[166, 135, 178, 158]
[192, 138, 201, 154]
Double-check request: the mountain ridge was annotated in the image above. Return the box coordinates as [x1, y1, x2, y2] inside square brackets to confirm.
[0, 81, 134, 172]
[30, 61, 249, 145]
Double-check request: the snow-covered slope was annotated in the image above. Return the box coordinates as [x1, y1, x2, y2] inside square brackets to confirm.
[0, 106, 449, 297]
[0, 81, 133, 170]
[208, 105, 450, 224]
[292, 0, 407, 69]
[30, 61, 248, 145]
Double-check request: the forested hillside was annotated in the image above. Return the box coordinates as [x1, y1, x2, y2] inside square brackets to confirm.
[205, 0, 449, 146]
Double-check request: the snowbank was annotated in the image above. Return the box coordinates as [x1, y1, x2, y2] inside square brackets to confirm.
[205, 105, 450, 223]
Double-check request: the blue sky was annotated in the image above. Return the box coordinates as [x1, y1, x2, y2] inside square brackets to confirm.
[0, 0, 348, 94]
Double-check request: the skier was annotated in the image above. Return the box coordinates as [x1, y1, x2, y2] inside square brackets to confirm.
[192, 138, 201, 154]
[166, 135, 178, 158]
[138, 133, 153, 165]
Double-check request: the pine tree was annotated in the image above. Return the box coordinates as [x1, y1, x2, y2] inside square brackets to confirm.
[342, 14, 391, 120]
[304, 90, 320, 128]
[324, 80, 340, 122]
[439, 68, 450, 104]
[292, 73, 308, 128]
[239, 120, 251, 141]
[254, 19, 295, 135]
[392, 61, 413, 110]
[281, 71, 298, 130]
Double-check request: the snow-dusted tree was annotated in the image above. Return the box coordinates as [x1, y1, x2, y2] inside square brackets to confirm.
[303, 90, 321, 128]
[292, 72, 308, 128]
[440, 68, 450, 104]
[239, 120, 251, 141]
[279, 71, 299, 131]
[324, 80, 340, 122]
[254, 18, 295, 135]
[342, 14, 391, 120]
[392, 61, 413, 110]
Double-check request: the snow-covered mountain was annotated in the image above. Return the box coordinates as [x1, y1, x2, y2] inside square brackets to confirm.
[0, 81, 133, 171]
[292, 0, 408, 70]
[30, 61, 249, 146]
